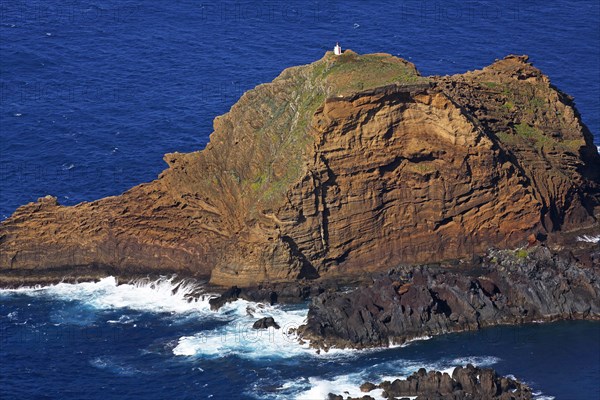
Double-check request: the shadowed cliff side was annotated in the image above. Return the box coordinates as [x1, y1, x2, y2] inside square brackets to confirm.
[1, 52, 598, 287]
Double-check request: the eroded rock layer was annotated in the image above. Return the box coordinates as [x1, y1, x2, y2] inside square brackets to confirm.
[1, 52, 598, 286]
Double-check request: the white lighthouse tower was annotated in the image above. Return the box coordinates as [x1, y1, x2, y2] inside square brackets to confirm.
[333, 42, 342, 55]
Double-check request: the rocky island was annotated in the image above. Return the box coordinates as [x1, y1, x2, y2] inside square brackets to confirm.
[2, 50, 599, 355]
[1, 51, 598, 289]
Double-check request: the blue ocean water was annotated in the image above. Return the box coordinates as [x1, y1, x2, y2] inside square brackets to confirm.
[1, 278, 599, 400]
[1, 0, 599, 218]
[1, 1, 599, 399]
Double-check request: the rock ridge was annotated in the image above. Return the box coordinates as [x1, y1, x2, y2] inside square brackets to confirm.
[1, 52, 598, 287]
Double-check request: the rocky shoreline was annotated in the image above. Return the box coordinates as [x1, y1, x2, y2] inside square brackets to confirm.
[297, 245, 600, 350]
[1, 242, 598, 358]
[0, 52, 598, 368]
[328, 364, 532, 400]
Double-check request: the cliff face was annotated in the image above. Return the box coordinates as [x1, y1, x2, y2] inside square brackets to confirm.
[1, 52, 598, 286]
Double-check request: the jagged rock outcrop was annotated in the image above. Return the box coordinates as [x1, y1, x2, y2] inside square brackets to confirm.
[297, 246, 600, 350]
[1, 51, 598, 286]
[329, 365, 532, 400]
[252, 317, 280, 330]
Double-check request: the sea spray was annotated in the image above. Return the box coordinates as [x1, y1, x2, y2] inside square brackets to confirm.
[577, 234, 600, 243]
[0, 277, 391, 360]
[0, 276, 213, 314]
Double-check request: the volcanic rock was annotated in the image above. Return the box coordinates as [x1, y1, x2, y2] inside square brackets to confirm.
[359, 382, 376, 392]
[298, 246, 600, 349]
[252, 317, 280, 330]
[208, 286, 242, 310]
[1, 51, 598, 287]
[332, 365, 532, 400]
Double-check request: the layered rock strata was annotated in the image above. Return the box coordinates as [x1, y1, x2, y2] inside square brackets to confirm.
[1, 52, 598, 287]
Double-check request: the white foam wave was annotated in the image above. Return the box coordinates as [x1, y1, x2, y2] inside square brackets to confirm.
[577, 234, 600, 243]
[0, 276, 214, 314]
[1, 277, 347, 360]
[533, 394, 555, 400]
[107, 314, 136, 325]
[294, 375, 394, 400]
[173, 300, 324, 359]
[171, 298, 423, 360]
[392, 335, 432, 348]
[450, 355, 501, 366]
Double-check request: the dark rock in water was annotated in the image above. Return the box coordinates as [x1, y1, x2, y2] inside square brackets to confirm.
[334, 365, 532, 400]
[208, 286, 242, 310]
[252, 317, 280, 330]
[360, 382, 376, 392]
[299, 246, 600, 349]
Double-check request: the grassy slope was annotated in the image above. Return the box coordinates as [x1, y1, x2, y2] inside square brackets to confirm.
[247, 51, 428, 210]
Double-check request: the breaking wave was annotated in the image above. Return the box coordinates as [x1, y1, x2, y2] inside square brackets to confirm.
[1, 276, 345, 360]
[172, 299, 313, 359]
[577, 234, 600, 243]
[0, 276, 213, 314]
[0, 277, 567, 399]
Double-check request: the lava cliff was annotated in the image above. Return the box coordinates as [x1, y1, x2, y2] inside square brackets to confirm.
[1, 51, 598, 286]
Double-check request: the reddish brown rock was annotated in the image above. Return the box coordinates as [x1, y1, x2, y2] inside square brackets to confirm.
[0, 52, 598, 287]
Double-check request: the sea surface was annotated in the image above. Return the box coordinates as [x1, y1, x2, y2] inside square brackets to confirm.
[0, 1, 599, 399]
[1, 278, 599, 400]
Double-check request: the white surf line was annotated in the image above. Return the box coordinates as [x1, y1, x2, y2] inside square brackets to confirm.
[576, 234, 600, 243]
[172, 299, 361, 360]
[0, 276, 216, 314]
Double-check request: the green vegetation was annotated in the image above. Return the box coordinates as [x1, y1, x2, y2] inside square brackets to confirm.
[514, 123, 540, 138]
[317, 52, 428, 96]
[496, 131, 515, 145]
[513, 123, 553, 148]
[408, 162, 435, 174]
[529, 97, 545, 109]
[482, 81, 499, 89]
[498, 124, 550, 149]
[516, 249, 529, 259]
[502, 101, 515, 111]
[242, 51, 430, 208]
[561, 139, 585, 152]
[250, 172, 266, 192]
[496, 122, 584, 154]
